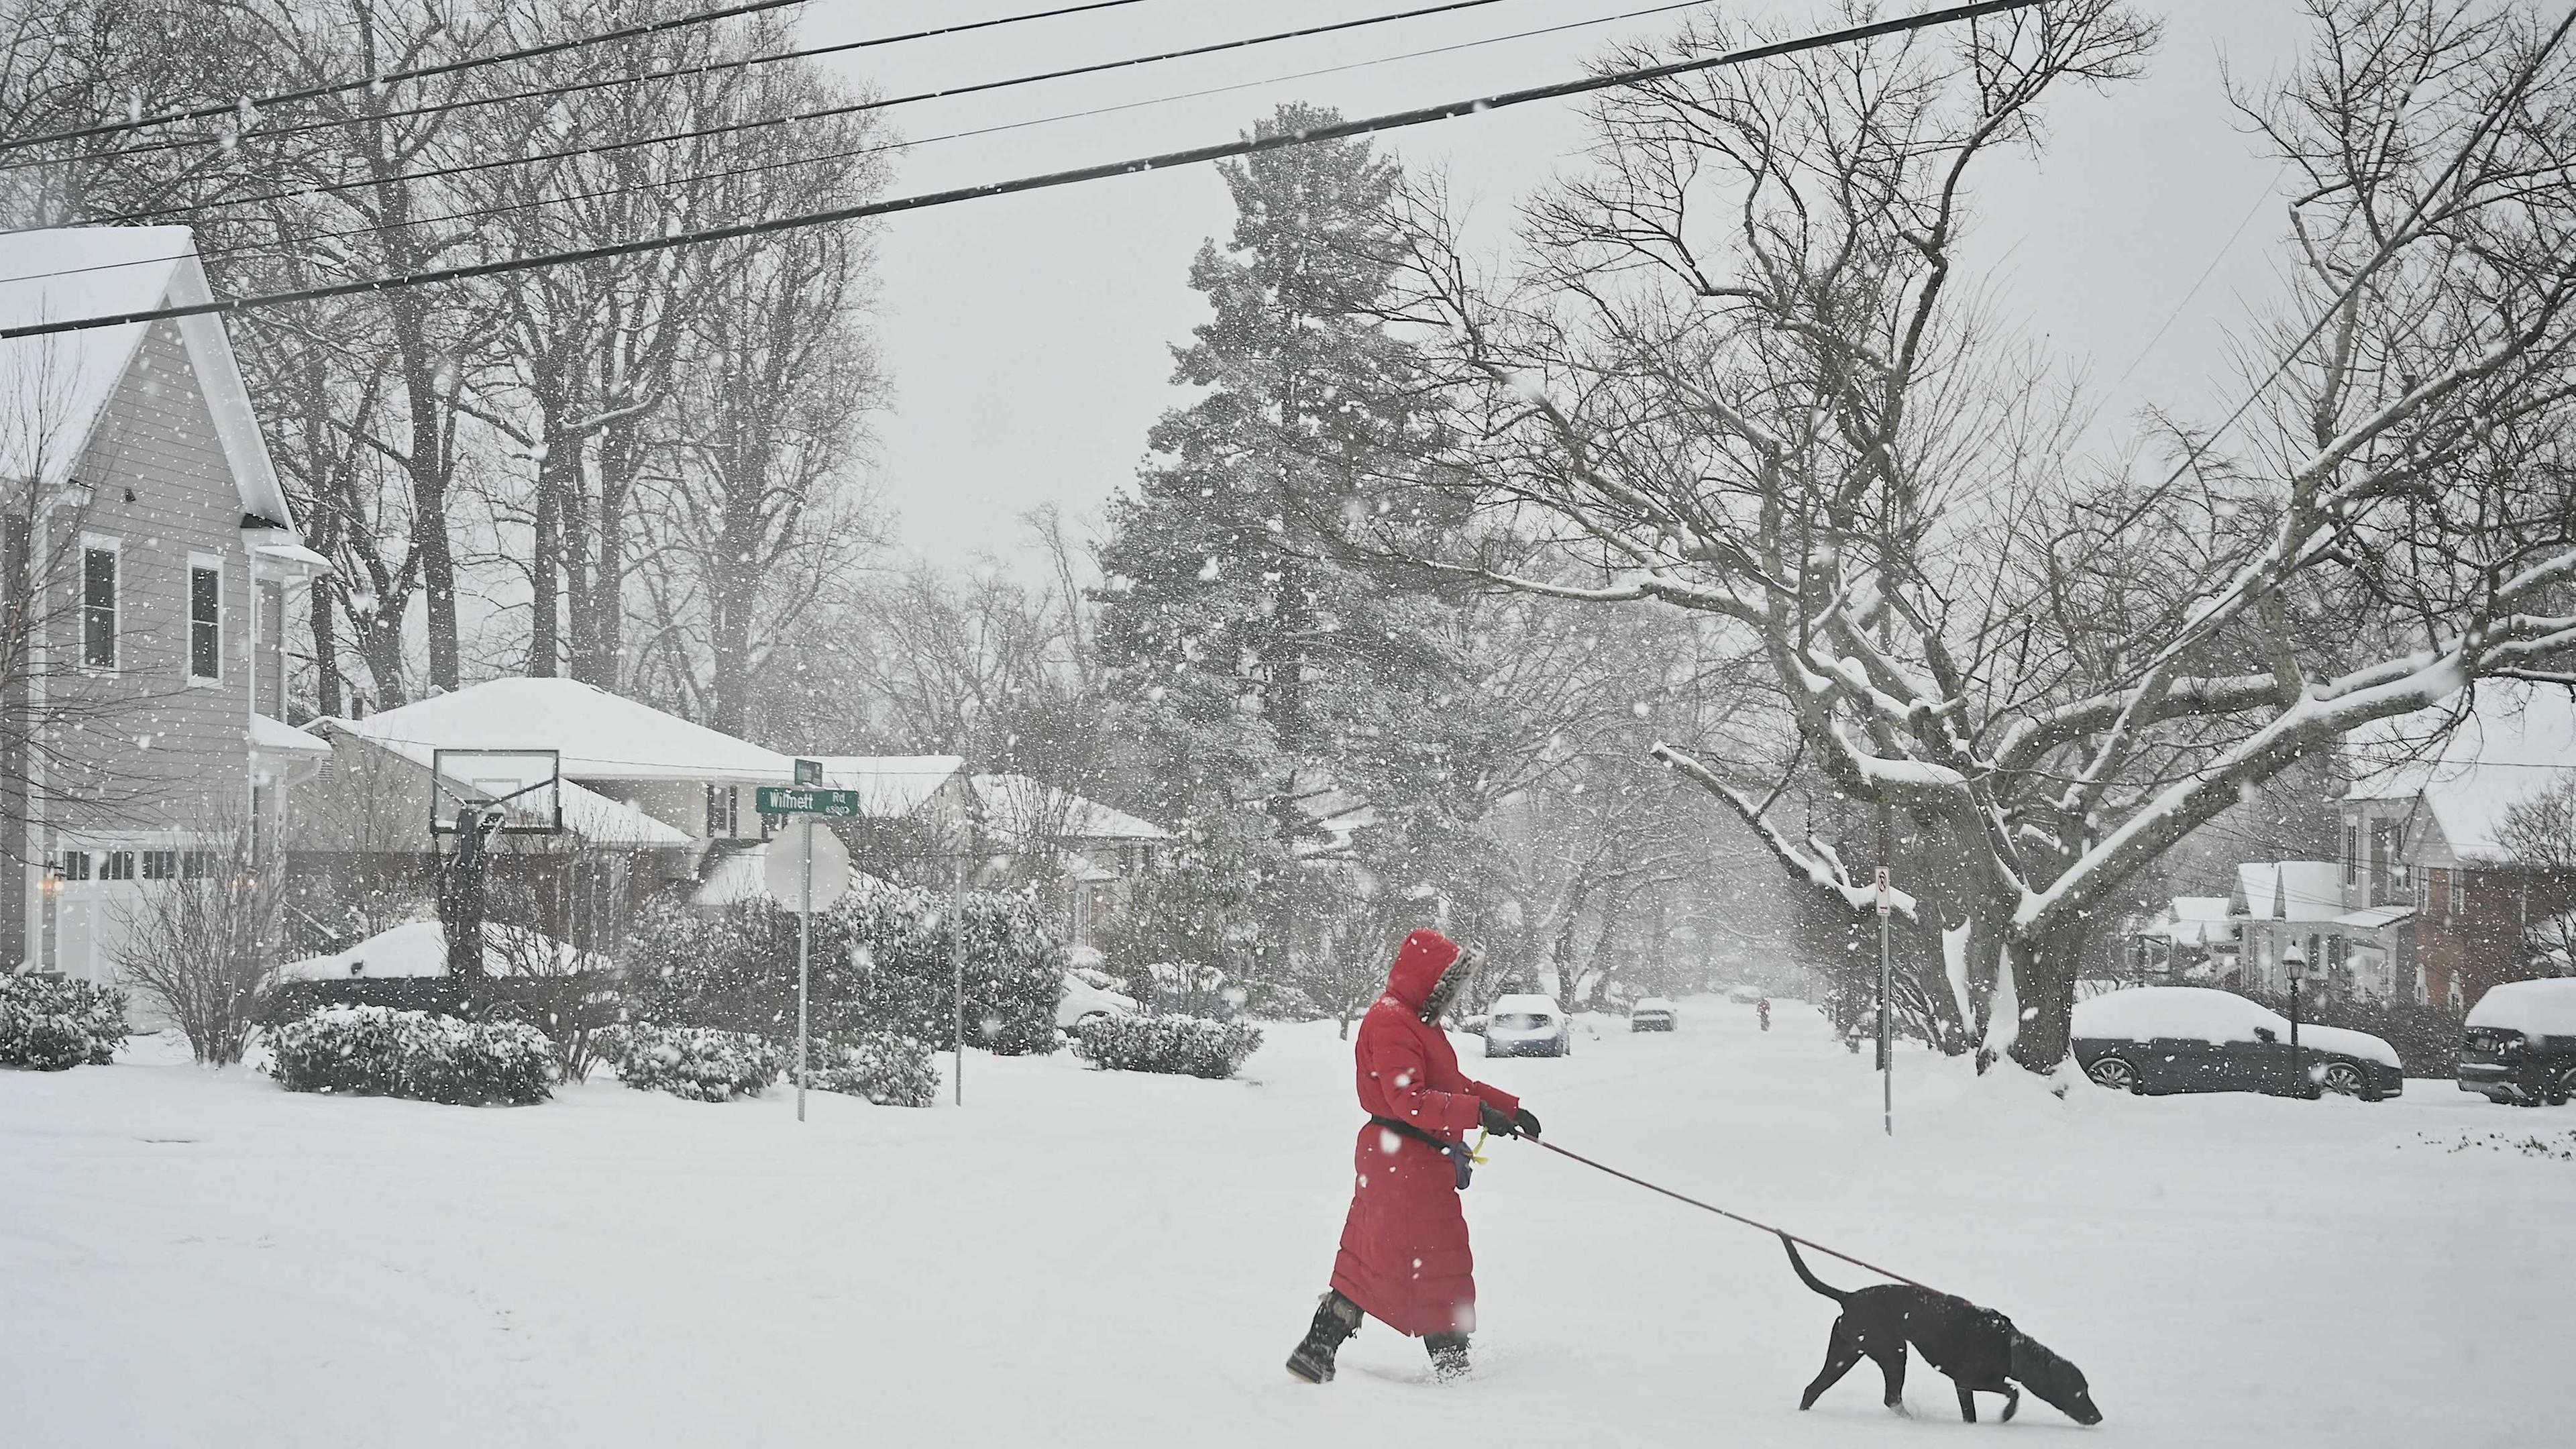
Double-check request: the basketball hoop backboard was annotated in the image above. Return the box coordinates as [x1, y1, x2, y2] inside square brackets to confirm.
[429, 749, 564, 835]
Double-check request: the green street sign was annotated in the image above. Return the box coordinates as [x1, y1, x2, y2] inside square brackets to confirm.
[757, 786, 863, 818]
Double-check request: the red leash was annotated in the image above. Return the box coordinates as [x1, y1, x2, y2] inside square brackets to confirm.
[1533, 1138, 1944, 1295]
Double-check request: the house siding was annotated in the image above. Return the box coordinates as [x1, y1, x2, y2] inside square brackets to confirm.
[28, 321, 259, 977]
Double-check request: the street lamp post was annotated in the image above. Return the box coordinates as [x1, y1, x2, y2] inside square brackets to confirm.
[2283, 940, 2306, 1093]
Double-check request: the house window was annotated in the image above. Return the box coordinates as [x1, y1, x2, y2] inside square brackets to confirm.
[180, 849, 217, 879]
[101, 851, 136, 881]
[188, 561, 221, 682]
[2367, 822, 2391, 905]
[704, 784, 738, 838]
[57, 850, 91, 881]
[141, 850, 178, 881]
[2416, 872, 2428, 910]
[81, 543, 118, 667]
[2343, 824, 2359, 885]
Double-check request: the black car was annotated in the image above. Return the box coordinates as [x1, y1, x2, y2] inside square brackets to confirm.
[2071, 987, 2404, 1101]
[2459, 978, 2576, 1106]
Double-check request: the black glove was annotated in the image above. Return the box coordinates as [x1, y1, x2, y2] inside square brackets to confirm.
[1512, 1107, 1542, 1141]
[1479, 1101, 1516, 1137]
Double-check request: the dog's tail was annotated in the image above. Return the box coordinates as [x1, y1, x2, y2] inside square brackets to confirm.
[1780, 1234, 1847, 1303]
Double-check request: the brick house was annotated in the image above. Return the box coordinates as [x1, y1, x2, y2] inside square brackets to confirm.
[2343, 684, 2576, 1010]
[2, 227, 329, 980]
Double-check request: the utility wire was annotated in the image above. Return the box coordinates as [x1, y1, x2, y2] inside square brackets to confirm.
[0, 0, 815, 156]
[89, 0, 1519, 229]
[6, 0, 1164, 176]
[2, 0, 1724, 290]
[0, 0, 2038, 342]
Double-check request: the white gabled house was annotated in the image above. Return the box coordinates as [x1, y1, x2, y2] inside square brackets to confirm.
[2, 227, 329, 981]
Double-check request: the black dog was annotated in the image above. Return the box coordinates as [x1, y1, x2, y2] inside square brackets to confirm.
[1782, 1236, 2103, 1426]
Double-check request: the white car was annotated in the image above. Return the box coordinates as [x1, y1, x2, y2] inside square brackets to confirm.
[1057, 966, 1138, 1032]
[1630, 997, 1676, 1032]
[1484, 993, 1572, 1058]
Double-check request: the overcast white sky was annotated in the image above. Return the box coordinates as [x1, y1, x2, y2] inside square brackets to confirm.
[800, 1, 2318, 576]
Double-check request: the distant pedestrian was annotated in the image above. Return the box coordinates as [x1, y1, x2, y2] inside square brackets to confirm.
[1286, 929, 1540, 1385]
[1757, 997, 1772, 1032]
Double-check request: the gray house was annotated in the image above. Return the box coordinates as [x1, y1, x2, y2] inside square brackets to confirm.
[1, 225, 329, 979]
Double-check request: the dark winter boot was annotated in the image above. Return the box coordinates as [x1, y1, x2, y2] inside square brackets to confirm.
[1426, 1333, 1471, 1383]
[1285, 1292, 1363, 1384]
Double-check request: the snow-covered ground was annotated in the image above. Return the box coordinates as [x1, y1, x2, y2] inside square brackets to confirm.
[4, 997, 2565, 1446]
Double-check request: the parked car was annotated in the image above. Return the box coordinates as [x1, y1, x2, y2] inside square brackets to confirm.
[2459, 977, 2576, 1107]
[2072, 986, 2402, 1101]
[1726, 985, 1764, 1005]
[1057, 967, 1139, 1032]
[1630, 998, 1676, 1032]
[1484, 994, 1572, 1058]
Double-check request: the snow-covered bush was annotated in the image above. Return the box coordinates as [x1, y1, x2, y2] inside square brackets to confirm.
[629, 881, 1065, 1057]
[0, 972, 132, 1070]
[610, 1024, 782, 1102]
[805, 1030, 938, 1108]
[266, 1006, 553, 1106]
[1071, 1013, 1263, 1079]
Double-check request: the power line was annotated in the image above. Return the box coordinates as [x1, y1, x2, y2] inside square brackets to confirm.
[0, 0, 2038, 343]
[4, 0, 1726, 291]
[88, 0, 1520, 229]
[7, 0, 1164, 177]
[0, 0, 818, 156]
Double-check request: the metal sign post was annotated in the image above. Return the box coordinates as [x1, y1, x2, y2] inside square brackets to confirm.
[763, 764, 852, 1126]
[797, 815, 812, 1122]
[1875, 865, 1893, 1138]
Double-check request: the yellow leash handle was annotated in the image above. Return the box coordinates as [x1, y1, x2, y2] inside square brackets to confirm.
[1468, 1127, 1491, 1166]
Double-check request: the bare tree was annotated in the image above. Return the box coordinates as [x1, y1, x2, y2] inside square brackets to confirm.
[1387, 0, 2576, 1072]
[113, 814, 281, 1065]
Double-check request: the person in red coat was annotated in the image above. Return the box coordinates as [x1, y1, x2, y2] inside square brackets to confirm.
[1286, 928, 1541, 1385]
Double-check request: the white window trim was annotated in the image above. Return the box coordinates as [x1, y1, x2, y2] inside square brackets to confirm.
[78, 533, 121, 674]
[186, 551, 225, 686]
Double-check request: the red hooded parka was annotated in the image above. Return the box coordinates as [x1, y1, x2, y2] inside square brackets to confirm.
[1328, 929, 1521, 1338]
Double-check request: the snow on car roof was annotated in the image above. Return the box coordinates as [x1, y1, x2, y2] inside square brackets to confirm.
[2466, 977, 2576, 1036]
[1487, 993, 1562, 1014]
[2073, 986, 2283, 1043]
[1633, 997, 1674, 1010]
[2291, 1023, 2402, 1069]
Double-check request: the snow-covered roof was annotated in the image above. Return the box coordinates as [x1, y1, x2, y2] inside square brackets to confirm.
[2336, 903, 2415, 930]
[689, 839, 888, 907]
[2235, 861, 2344, 922]
[2345, 682, 2576, 863]
[810, 755, 964, 817]
[349, 678, 797, 786]
[973, 773, 1170, 843]
[248, 713, 331, 759]
[2143, 896, 2237, 947]
[306, 718, 692, 849]
[0, 227, 295, 529]
[274, 919, 612, 982]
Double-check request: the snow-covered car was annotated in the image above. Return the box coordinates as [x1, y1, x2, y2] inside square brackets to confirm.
[2459, 977, 2576, 1106]
[1726, 985, 1763, 1005]
[2071, 987, 2402, 1101]
[1484, 994, 1572, 1058]
[1630, 998, 1676, 1032]
[1057, 967, 1138, 1032]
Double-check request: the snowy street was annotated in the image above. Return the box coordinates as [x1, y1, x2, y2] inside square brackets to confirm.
[5, 997, 2563, 1447]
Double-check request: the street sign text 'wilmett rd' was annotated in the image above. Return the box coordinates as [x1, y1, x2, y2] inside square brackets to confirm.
[755, 786, 863, 818]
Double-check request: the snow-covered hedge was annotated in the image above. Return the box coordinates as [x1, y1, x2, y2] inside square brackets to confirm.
[629, 881, 1065, 1057]
[266, 1006, 553, 1106]
[609, 1025, 782, 1102]
[0, 972, 132, 1070]
[1071, 1013, 1263, 1079]
[806, 1030, 938, 1108]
